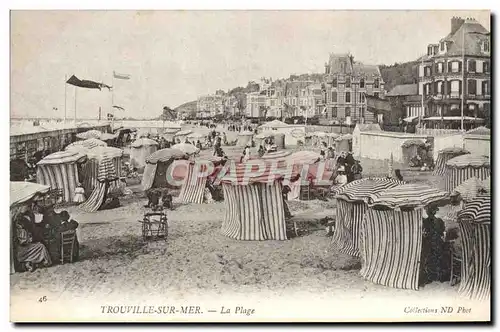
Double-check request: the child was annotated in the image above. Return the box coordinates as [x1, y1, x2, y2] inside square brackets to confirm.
[161, 191, 173, 210]
[73, 183, 86, 203]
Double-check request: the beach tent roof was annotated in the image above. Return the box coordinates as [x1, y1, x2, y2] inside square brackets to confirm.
[401, 139, 426, 148]
[259, 119, 289, 128]
[259, 150, 292, 160]
[66, 138, 107, 150]
[219, 161, 292, 185]
[335, 178, 405, 203]
[171, 143, 200, 155]
[10, 182, 50, 207]
[446, 154, 490, 168]
[255, 131, 275, 139]
[466, 126, 491, 136]
[368, 183, 451, 209]
[286, 151, 321, 165]
[76, 129, 103, 140]
[131, 138, 158, 148]
[99, 132, 118, 141]
[86, 146, 124, 160]
[146, 148, 187, 164]
[438, 147, 470, 155]
[37, 150, 87, 165]
[458, 195, 491, 224]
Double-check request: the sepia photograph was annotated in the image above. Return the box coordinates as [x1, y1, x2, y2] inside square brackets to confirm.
[8, 9, 491, 322]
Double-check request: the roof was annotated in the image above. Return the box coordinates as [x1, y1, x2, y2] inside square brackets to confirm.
[352, 62, 382, 78]
[10, 182, 50, 208]
[171, 143, 200, 155]
[368, 183, 451, 209]
[327, 53, 353, 74]
[466, 126, 491, 135]
[86, 146, 124, 160]
[131, 138, 158, 148]
[386, 84, 418, 97]
[458, 194, 491, 224]
[355, 124, 382, 132]
[260, 119, 289, 128]
[146, 148, 188, 164]
[285, 81, 313, 96]
[365, 95, 392, 112]
[446, 154, 490, 168]
[445, 20, 490, 57]
[37, 150, 87, 165]
[335, 178, 405, 203]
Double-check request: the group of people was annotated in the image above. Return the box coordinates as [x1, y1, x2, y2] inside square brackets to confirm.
[13, 203, 80, 272]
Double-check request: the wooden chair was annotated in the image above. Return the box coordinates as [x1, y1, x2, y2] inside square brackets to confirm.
[138, 211, 168, 241]
[449, 240, 462, 286]
[299, 184, 311, 201]
[60, 230, 76, 264]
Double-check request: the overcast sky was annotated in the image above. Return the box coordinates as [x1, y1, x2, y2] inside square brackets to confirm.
[11, 10, 490, 119]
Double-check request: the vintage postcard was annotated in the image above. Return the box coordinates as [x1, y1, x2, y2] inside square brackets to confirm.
[9, 10, 491, 322]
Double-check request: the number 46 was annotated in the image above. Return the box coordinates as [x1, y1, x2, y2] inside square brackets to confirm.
[38, 296, 47, 303]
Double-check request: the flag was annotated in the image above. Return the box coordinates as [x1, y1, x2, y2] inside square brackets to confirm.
[113, 71, 131, 80]
[113, 105, 125, 111]
[107, 113, 114, 119]
[66, 75, 112, 91]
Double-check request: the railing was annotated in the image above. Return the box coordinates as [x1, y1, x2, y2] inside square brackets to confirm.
[416, 128, 462, 136]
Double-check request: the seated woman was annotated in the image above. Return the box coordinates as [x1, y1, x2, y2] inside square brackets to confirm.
[15, 213, 52, 272]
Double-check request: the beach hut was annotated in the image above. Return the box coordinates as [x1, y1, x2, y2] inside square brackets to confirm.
[178, 157, 226, 204]
[433, 147, 470, 176]
[444, 154, 490, 192]
[273, 133, 286, 149]
[401, 139, 426, 166]
[171, 143, 200, 156]
[237, 131, 254, 147]
[10, 181, 51, 274]
[79, 156, 119, 213]
[81, 147, 124, 196]
[76, 129, 102, 140]
[141, 148, 188, 191]
[219, 161, 292, 241]
[36, 150, 87, 203]
[335, 134, 352, 152]
[130, 138, 159, 169]
[254, 131, 274, 147]
[456, 194, 491, 301]
[361, 184, 451, 290]
[333, 178, 405, 257]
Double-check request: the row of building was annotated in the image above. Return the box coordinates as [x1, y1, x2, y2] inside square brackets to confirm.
[193, 16, 490, 129]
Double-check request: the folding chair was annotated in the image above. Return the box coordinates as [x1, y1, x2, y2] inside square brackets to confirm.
[60, 230, 77, 264]
[139, 211, 168, 241]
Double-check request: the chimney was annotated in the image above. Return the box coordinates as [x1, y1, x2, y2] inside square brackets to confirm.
[451, 16, 465, 35]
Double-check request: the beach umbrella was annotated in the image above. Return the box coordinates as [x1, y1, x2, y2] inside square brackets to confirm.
[368, 183, 451, 209]
[10, 182, 50, 207]
[433, 147, 470, 176]
[145, 148, 187, 164]
[444, 154, 490, 192]
[76, 129, 102, 140]
[100, 132, 118, 141]
[171, 143, 200, 155]
[131, 138, 158, 148]
[458, 194, 491, 224]
[86, 146, 124, 161]
[66, 138, 107, 151]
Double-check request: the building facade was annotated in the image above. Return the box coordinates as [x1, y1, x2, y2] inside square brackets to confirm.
[419, 17, 490, 128]
[323, 53, 385, 125]
[197, 94, 224, 118]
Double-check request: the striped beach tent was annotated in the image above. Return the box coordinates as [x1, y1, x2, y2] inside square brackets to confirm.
[179, 157, 226, 204]
[433, 147, 470, 176]
[444, 154, 490, 192]
[332, 178, 405, 257]
[480, 176, 490, 194]
[456, 195, 491, 301]
[36, 150, 87, 203]
[466, 126, 490, 136]
[453, 177, 486, 203]
[219, 161, 292, 241]
[361, 184, 451, 290]
[76, 129, 103, 140]
[141, 148, 188, 191]
[79, 156, 119, 213]
[130, 138, 158, 169]
[81, 146, 124, 196]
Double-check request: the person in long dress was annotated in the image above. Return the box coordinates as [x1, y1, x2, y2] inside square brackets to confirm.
[73, 183, 86, 203]
[14, 213, 52, 272]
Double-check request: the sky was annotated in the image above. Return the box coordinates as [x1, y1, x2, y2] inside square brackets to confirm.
[10, 10, 490, 120]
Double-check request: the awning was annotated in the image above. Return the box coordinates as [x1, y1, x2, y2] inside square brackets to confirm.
[422, 116, 484, 121]
[403, 116, 418, 123]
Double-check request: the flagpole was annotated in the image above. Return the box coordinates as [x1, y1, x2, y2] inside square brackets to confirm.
[461, 26, 465, 132]
[112, 72, 115, 130]
[420, 54, 424, 129]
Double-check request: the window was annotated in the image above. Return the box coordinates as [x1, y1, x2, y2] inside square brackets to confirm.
[468, 80, 477, 95]
[440, 42, 445, 51]
[484, 40, 490, 52]
[345, 77, 351, 88]
[360, 78, 365, 88]
[359, 92, 363, 102]
[428, 46, 433, 56]
[433, 46, 439, 55]
[345, 92, 351, 103]
[437, 62, 444, 74]
[332, 78, 337, 87]
[374, 92, 379, 99]
[436, 81, 443, 94]
[332, 91, 338, 103]
[468, 60, 476, 73]
[424, 84, 430, 95]
[482, 81, 490, 95]
[374, 79, 380, 89]
[484, 61, 490, 73]
[450, 61, 460, 73]
[332, 107, 337, 118]
[451, 80, 460, 94]
[345, 107, 351, 117]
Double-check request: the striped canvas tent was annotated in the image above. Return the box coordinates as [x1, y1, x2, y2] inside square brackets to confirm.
[362, 184, 451, 290]
[79, 156, 118, 213]
[433, 147, 470, 176]
[36, 150, 87, 203]
[141, 148, 188, 191]
[456, 195, 491, 301]
[333, 178, 405, 257]
[219, 161, 292, 241]
[179, 157, 226, 204]
[66, 138, 107, 151]
[81, 147, 124, 196]
[76, 129, 103, 140]
[130, 138, 159, 169]
[444, 154, 490, 192]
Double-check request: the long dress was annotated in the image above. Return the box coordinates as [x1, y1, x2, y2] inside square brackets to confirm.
[16, 223, 52, 268]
